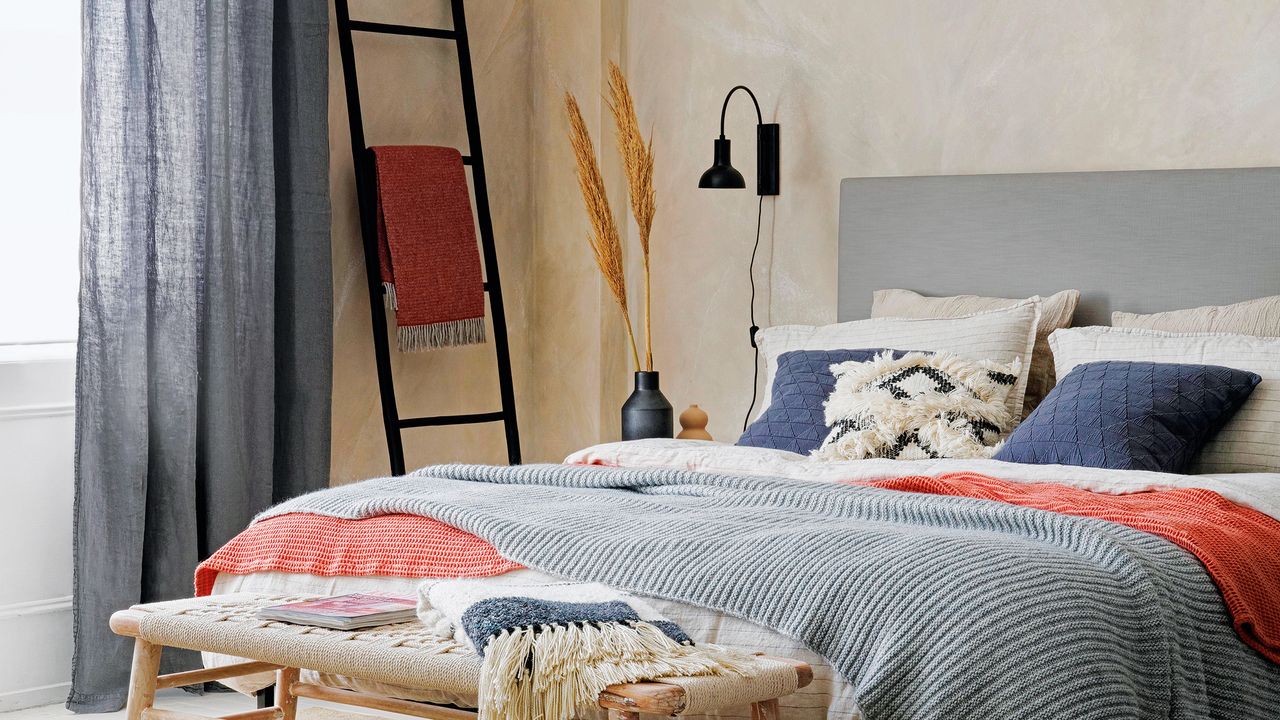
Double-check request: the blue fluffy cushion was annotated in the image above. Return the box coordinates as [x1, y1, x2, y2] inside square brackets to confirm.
[738, 349, 909, 454]
[993, 360, 1260, 473]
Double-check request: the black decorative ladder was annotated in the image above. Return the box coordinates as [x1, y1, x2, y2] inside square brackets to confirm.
[334, 0, 521, 475]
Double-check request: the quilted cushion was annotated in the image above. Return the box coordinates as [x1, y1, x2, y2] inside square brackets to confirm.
[738, 349, 906, 454]
[993, 361, 1261, 473]
[1050, 327, 1280, 473]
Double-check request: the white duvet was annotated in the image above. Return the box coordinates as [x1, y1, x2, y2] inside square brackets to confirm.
[570, 439, 1280, 520]
[207, 439, 1280, 719]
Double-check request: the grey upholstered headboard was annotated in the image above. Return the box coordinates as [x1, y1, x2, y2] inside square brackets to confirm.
[838, 168, 1280, 325]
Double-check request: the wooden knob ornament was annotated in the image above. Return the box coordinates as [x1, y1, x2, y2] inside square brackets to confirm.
[677, 404, 713, 441]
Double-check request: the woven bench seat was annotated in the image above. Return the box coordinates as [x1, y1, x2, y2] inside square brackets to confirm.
[110, 593, 811, 720]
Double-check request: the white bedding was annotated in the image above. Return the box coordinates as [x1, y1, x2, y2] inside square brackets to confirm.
[206, 439, 1280, 719]
[568, 439, 1280, 521]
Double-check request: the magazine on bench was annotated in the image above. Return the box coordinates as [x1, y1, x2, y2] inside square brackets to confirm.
[257, 593, 418, 630]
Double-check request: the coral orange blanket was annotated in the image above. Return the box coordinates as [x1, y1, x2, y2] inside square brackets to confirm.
[196, 473, 1280, 662]
[194, 513, 521, 596]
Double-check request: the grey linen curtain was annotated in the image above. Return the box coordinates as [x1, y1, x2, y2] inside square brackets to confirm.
[71, 0, 331, 712]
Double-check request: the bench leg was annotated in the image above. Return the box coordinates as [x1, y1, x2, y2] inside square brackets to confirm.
[125, 638, 163, 720]
[751, 699, 780, 720]
[276, 668, 299, 720]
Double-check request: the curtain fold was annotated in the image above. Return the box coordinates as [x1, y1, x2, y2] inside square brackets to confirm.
[71, 0, 331, 712]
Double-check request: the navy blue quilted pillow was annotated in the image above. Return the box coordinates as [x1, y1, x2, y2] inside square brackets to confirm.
[738, 349, 910, 454]
[994, 360, 1260, 473]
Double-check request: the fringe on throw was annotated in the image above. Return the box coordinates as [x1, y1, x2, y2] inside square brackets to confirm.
[396, 317, 488, 352]
[477, 620, 751, 720]
[383, 282, 486, 351]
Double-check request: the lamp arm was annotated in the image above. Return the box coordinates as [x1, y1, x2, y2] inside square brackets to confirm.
[718, 85, 764, 137]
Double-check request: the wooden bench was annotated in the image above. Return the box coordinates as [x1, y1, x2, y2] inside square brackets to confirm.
[110, 595, 812, 720]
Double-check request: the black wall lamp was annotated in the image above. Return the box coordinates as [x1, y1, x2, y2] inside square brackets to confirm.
[698, 85, 780, 431]
[698, 85, 780, 196]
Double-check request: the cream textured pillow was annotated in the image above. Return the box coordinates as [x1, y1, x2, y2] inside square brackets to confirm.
[756, 300, 1041, 421]
[1049, 326, 1280, 474]
[813, 351, 1020, 461]
[872, 288, 1079, 415]
[1112, 295, 1280, 337]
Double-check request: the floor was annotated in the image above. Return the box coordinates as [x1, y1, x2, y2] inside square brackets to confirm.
[0, 690, 394, 720]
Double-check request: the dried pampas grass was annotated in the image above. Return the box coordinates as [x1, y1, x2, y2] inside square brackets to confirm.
[565, 91, 641, 372]
[607, 61, 656, 371]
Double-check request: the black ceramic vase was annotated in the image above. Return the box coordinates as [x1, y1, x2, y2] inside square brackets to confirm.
[621, 371, 673, 440]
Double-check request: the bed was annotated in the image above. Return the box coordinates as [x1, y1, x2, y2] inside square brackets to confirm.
[201, 168, 1280, 720]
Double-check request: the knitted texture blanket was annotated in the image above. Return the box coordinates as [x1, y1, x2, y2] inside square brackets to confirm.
[259, 464, 1280, 720]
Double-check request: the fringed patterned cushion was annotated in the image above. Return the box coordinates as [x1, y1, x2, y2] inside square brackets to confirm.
[813, 351, 1021, 461]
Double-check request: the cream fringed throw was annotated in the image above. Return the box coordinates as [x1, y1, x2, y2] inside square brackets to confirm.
[814, 350, 1021, 461]
[417, 578, 749, 720]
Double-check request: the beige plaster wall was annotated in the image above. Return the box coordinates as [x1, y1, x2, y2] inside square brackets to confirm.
[618, 0, 1280, 444]
[526, 0, 631, 462]
[330, 1, 1280, 475]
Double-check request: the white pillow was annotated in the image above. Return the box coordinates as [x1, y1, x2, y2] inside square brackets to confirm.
[871, 288, 1079, 415]
[1112, 295, 1280, 336]
[755, 299, 1041, 421]
[1049, 326, 1280, 474]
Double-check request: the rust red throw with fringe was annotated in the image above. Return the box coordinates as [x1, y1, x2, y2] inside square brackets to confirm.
[372, 145, 486, 351]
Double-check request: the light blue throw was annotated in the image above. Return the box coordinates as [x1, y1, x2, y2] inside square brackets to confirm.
[262, 463, 1280, 719]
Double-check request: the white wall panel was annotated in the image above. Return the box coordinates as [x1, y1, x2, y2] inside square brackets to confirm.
[0, 343, 75, 710]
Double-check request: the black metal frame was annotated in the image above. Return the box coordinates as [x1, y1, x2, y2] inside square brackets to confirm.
[334, 0, 521, 474]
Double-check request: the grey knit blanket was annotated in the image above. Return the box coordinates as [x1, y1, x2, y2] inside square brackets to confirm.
[260, 464, 1280, 719]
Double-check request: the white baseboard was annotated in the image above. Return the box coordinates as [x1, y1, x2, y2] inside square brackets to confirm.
[0, 681, 70, 712]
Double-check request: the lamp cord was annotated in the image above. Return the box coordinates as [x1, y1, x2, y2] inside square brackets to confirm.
[744, 195, 765, 431]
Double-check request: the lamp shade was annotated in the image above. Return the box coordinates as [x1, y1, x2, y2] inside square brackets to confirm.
[698, 138, 745, 189]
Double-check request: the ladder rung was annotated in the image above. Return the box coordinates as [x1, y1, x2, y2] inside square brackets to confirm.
[348, 21, 457, 40]
[382, 282, 490, 293]
[364, 148, 469, 164]
[399, 411, 505, 429]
